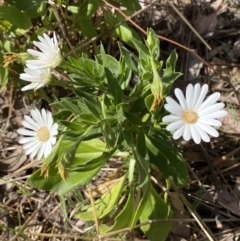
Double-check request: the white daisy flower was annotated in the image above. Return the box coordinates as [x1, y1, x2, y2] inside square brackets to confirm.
[162, 83, 227, 144]
[20, 68, 51, 91]
[26, 32, 61, 69]
[17, 108, 58, 160]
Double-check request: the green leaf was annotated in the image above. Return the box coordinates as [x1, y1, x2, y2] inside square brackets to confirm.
[120, 69, 132, 90]
[119, 0, 141, 11]
[163, 49, 178, 77]
[68, 56, 82, 69]
[140, 185, 173, 241]
[53, 110, 72, 121]
[105, 68, 123, 105]
[107, 55, 120, 76]
[114, 23, 142, 49]
[0, 6, 32, 29]
[104, 10, 142, 49]
[28, 164, 102, 196]
[162, 72, 183, 86]
[99, 46, 120, 75]
[87, 0, 99, 17]
[68, 150, 113, 171]
[128, 158, 136, 184]
[137, 129, 146, 158]
[144, 94, 154, 112]
[79, 16, 97, 39]
[162, 72, 183, 96]
[5, 0, 46, 18]
[146, 28, 160, 59]
[83, 98, 101, 120]
[131, 146, 150, 228]
[0, 52, 8, 92]
[60, 121, 85, 131]
[118, 42, 138, 74]
[27, 139, 107, 195]
[75, 174, 127, 220]
[78, 114, 99, 125]
[145, 133, 190, 186]
[61, 99, 81, 114]
[130, 37, 148, 57]
[124, 111, 146, 126]
[101, 121, 116, 150]
[99, 188, 135, 234]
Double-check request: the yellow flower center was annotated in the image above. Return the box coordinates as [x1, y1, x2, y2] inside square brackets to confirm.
[183, 110, 199, 124]
[37, 127, 50, 142]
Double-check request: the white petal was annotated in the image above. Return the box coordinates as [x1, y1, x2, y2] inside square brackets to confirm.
[175, 88, 187, 110]
[197, 92, 220, 112]
[19, 136, 38, 144]
[37, 142, 46, 160]
[50, 129, 58, 136]
[166, 120, 185, 131]
[34, 42, 51, 54]
[189, 125, 201, 144]
[165, 97, 182, 109]
[183, 125, 191, 141]
[173, 125, 186, 140]
[24, 115, 40, 130]
[198, 103, 225, 116]
[23, 139, 40, 150]
[27, 49, 40, 56]
[17, 128, 36, 136]
[50, 136, 57, 145]
[32, 109, 44, 127]
[196, 125, 210, 142]
[21, 83, 40, 91]
[198, 117, 222, 127]
[164, 104, 183, 117]
[41, 108, 47, 126]
[53, 32, 58, 45]
[192, 83, 201, 108]
[162, 115, 181, 123]
[29, 142, 42, 160]
[50, 123, 58, 132]
[44, 140, 52, 157]
[202, 110, 227, 119]
[186, 84, 193, 109]
[196, 123, 219, 137]
[22, 120, 37, 131]
[194, 84, 208, 110]
[46, 111, 53, 128]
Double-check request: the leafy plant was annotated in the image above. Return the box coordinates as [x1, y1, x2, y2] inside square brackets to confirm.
[21, 28, 188, 240]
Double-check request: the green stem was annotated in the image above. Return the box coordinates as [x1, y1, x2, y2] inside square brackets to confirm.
[38, 88, 53, 104]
